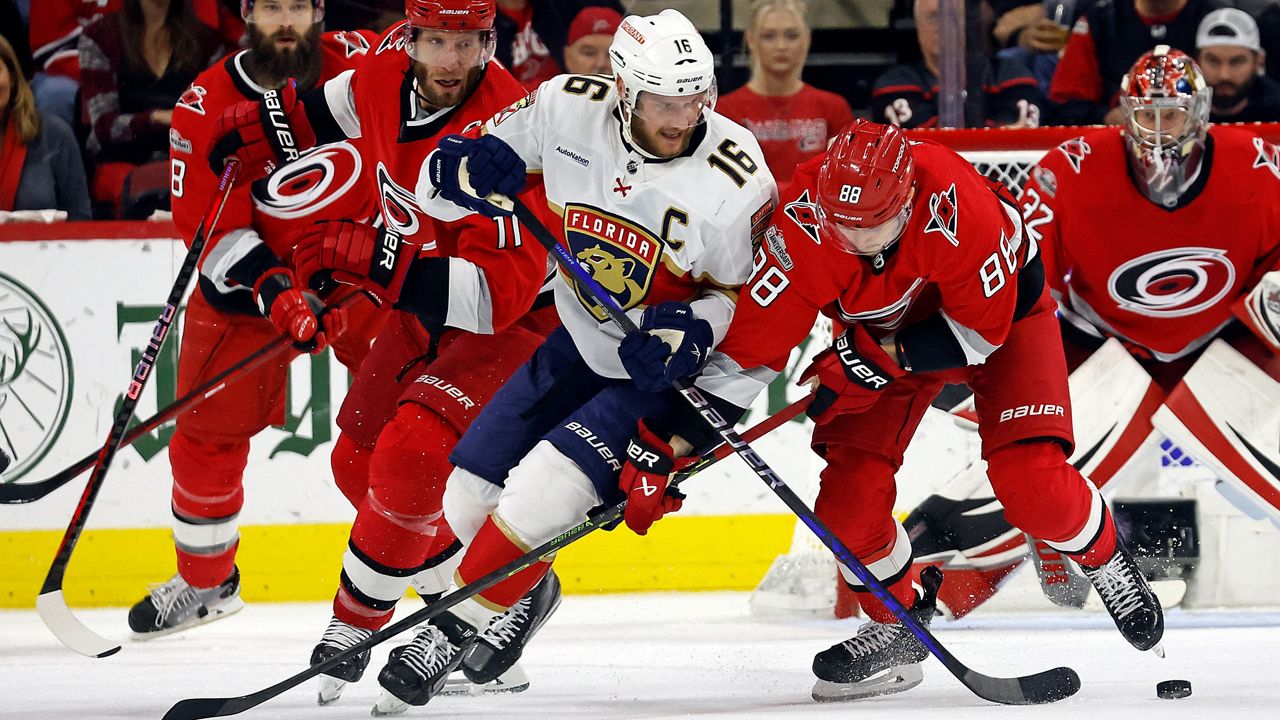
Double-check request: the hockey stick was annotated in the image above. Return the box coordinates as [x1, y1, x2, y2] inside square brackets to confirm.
[36, 161, 240, 658]
[0, 290, 367, 505]
[161, 391, 803, 720]
[507, 197, 1080, 705]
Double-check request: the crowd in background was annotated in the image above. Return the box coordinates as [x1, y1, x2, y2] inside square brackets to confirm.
[1, 0, 1278, 222]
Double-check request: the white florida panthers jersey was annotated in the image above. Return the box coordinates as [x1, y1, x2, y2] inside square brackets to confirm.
[417, 73, 779, 409]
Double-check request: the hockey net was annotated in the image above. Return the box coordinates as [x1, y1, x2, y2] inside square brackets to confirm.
[748, 124, 1280, 619]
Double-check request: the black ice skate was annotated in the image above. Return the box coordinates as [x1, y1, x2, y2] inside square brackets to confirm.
[810, 566, 942, 702]
[373, 612, 477, 716]
[1080, 542, 1164, 653]
[461, 569, 561, 685]
[127, 566, 243, 639]
[310, 616, 373, 705]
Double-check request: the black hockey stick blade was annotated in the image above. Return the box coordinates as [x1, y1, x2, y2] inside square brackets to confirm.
[509, 196, 1082, 706]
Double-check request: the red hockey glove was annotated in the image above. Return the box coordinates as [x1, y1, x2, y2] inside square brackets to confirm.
[799, 324, 903, 423]
[618, 420, 691, 536]
[209, 80, 316, 184]
[253, 267, 345, 354]
[292, 220, 412, 305]
[1234, 270, 1280, 352]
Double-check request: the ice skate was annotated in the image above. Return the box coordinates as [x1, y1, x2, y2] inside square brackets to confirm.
[461, 569, 561, 684]
[1080, 543, 1164, 653]
[439, 662, 531, 696]
[309, 616, 373, 705]
[373, 613, 476, 715]
[127, 567, 244, 639]
[810, 566, 942, 702]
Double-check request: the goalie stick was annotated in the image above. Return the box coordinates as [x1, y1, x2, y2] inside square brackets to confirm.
[37, 161, 240, 659]
[161, 390, 806, 720]
[0, 291, 367, 505]
[506, 196, 1079, 706]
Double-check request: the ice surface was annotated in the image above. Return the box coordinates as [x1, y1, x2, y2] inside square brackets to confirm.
[2, 592, 1276, 719]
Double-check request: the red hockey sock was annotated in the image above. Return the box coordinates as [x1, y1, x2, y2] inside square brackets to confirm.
[456, 514, 551, 611]
[169, 429, 248, 588]
[1066, 507, 1117, 568]
[850, 573, 918, 625]
[331, 432, 374, 508]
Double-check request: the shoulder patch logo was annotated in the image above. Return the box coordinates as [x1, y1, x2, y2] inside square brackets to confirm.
[783, 189, 822, 244]
[1253, 137, 1280, 180]
[1056, 137, 1091, 173]
[177, 84, 206, 115]
[563, 204, 663, 321]
[492, 90, 537, 126]
[924, 183, 959, 247]
[1033, 166, 1057, 197]
[377, 23, 410, 55]
[336, 30, 370, 58]
[764, 226, 793, 271]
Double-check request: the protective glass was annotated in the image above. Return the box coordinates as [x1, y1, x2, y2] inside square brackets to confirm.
[632, 85, 717, 129]
[403, 26, 496, 68]
[246, 0, 323, 24]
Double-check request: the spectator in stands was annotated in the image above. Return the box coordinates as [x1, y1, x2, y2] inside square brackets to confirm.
[29, 0, 241, 129]
[991, 0, 1077, 93]
[561, 5, 620, 75]
[1196, 7, 1280, 122]
[0, 35, 91, 222]
[494, 0, 624, 91]
[81, 0, 224, 218]
[1048, 0, 1224, 125]
[717, 0, 853, 185]
[872, 0, 1044, 128]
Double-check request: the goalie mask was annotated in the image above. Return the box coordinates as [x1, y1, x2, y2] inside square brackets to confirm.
[608, 9, 717, 159]
[1120, 46, 1211, 209]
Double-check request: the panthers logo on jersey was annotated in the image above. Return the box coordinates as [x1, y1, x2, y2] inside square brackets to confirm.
[564, 204, 663, 321]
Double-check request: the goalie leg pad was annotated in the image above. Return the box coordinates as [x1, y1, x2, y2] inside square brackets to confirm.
[814, 444, 916, 624]
[1153, 339, 1280, 527]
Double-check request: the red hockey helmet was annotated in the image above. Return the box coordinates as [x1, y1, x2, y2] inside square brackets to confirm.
[1119, 45, 1210, 208]
[816, 119, 916, 256]
[402, 0, 497, 65]
[241, 0, 325, 23]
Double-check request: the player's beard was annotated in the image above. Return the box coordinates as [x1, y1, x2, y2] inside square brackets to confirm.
[412, 62, 484, 113]
[1211, 76, 1255, 111]
[244, 23, 324, 90]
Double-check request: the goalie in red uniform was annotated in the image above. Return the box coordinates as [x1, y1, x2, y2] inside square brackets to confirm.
[717, 117, 1163, 702]
[900, 46, 1280, 620]
[126, 0, 383, 640]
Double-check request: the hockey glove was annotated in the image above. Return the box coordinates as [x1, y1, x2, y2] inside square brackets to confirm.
[254, 267, 346, 354]
[209, 80, 316, 183]
[427, 134, 525, 218]
[618, 302, 714, 393]
[1234, 270, 1280, 352]
[618, 420, 690, 536]
[799, 324, 903, 423]
[292, 220, 412, 305]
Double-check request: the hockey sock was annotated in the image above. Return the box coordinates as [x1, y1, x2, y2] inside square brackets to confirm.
[170, 429, 249, 588]
[456, 513, 552, 611]
[335, 405, 459, 630]
[331, 432, 374, 508]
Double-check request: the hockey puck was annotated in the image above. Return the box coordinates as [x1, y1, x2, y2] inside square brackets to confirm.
[1156, 680, 1192, 699]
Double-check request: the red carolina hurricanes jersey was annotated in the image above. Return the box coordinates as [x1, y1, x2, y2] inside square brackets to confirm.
[1022, 127, 1280, 361]
[318, 21, 553, 332]
[719, 141, 1036, 374]
[170, 29, 376, 309]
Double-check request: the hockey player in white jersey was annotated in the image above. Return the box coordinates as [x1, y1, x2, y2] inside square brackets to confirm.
[360, 9, 778, 714]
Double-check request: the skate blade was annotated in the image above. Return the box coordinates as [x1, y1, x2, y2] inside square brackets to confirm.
[371, 690, 409, 716]
[317, 675, 347, 706]
[812, 664, 924, 703]
[1149, 643, 1166, 659]
[129, 597, 246, 642]
[437, 663, 530, 696]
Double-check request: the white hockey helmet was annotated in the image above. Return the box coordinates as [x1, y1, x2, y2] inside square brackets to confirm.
[608, 9, 717, 157]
